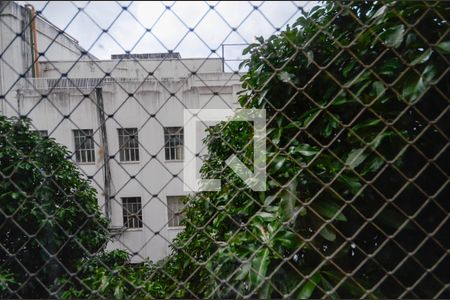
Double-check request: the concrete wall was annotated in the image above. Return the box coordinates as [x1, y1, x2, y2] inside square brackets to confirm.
[0, 1, 92, 113]
[40, 58, 224, 78]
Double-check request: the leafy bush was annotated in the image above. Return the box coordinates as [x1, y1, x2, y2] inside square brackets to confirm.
[0, 116, 109, 298]
[0, 268, 15, 298]
[167, 1, 449, 298]
[57, 250, 169, 299]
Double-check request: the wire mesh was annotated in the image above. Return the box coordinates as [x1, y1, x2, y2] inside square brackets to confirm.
[0, 1, 449, 299]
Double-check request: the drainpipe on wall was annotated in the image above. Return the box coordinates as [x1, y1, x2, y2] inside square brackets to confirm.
[24, 4, 39, 78]
[95, 87, 112, 221]
[0, 1, 9, 115]
[17, 89, 23, 116]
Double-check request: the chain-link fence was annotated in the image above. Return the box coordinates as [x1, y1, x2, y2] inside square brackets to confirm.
[0, 1, 449, 299]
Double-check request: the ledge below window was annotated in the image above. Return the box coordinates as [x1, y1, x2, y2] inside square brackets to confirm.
[118, 160, 141, 164]
[76, 162, 96, 166]
[124, 227, 143, 232]
[168, 226, 185, 230]
[164, 160, 184, 163]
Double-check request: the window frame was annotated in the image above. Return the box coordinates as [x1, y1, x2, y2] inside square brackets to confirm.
[122, 197, 143, 229]
[73, 129, 95, 164]
[164, 127, 184, 161]
[167, 196, 185, 228]
[118, 128, 140, 162]
[32, 130, 49, 138]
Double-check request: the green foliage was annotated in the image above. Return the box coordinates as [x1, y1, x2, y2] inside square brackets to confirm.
[0, 116, 109, 298]
[57, 250, 168, 299]
[0, 268, 15, 297]
[166, 1, 449, 298]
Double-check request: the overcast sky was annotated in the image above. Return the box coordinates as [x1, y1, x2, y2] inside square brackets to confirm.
[18, 1, 317, 70]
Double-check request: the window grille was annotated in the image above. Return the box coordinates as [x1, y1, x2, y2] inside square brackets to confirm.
[164, 127, 184, 161]
[118, 128, 140, 162]
[167, 196, 185, 227]
[122, 197, 143, 229]
[73, 129, 95, 163]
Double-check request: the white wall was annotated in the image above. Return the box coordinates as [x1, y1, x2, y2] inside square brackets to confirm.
[0, 1, 92, 114]
[40, 58, 224, 79]
[14, 60, 240, 262]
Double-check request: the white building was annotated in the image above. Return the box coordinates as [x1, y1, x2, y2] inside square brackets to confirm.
[1, 1, 241, 262]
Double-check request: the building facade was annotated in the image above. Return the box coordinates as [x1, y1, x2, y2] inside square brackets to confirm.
[1, 1, 241, 262]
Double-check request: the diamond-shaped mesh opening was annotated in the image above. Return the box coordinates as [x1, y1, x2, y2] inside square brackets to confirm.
[0, 0, 449, 299]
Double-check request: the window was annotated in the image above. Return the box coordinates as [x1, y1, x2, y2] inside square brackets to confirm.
[118, 128, 139, 162]
[164, 127, 183, 160]
[122, 197, 142, 229]
[32, 130, 48, 137]
[73, 129, 95, 163]
[167, 196, 185, 227]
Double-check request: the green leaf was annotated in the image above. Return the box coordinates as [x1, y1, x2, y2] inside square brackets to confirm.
[256, 36, 265, 44]
[338, 175, 361, 194]
[345, 148, 367, 169]
[362, 155, 384, 174]
[436, 41, 450, 54]
[114, 285, 124, 299]
[410, 49, 432, 65]
[279, 181, 297, 221]
[274, 230, 298, 249]
[264, 195, 276, 206]
[278, 71, 294, 83]
[370, 131, 394, 148]
[235, 262, 251, 280]
[242, 43, 259, 55]
[402, 73, 425, 103]
[370, 5, 387, 21]
[344, 69, 370, 87]
[378, 58, 400, 76]
[272, 127, 283, 145]
[258, 278, 272, 299]
[313, 201, 347, 222]
[306, 51, 314, 67]
[293, 144, 319, 157]
[273, 156, 287, 170]
[371, 81, 386, 101]
[422, 63, 438, 84]
[323, 117, 339, 138]
[297, 273, 321, 299]
[11, 192, 21, 200]
[356, 80, 371, 97]
[380, 25, 405, 48]
[251, 248, 270, 292]
[99, 275, 109, 292]
[342, 60, 357, 78]
[257, 248, 270, 280]
[256, 211, 275, 221]
[320, 274, 339, 299]
[319, 226, 336, 242]
[353, 118, 381, 132]
[302, 109, 320, 127]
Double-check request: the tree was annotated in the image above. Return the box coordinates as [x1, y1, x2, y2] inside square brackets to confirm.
[57, 249, 168, 299]
[0, 116, 109, 298]
[167, 1, 449, 298]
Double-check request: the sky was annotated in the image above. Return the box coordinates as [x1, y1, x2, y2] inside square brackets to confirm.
[18, 1, 317, 71]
